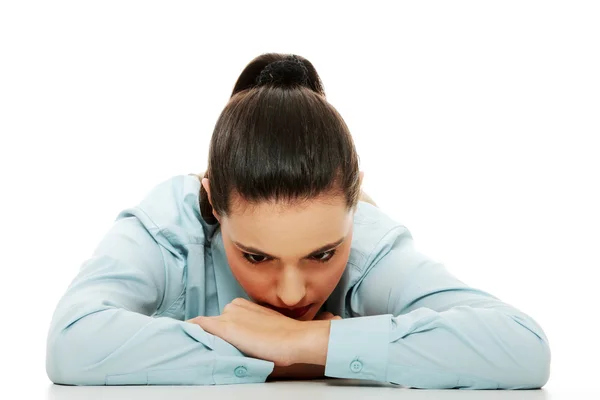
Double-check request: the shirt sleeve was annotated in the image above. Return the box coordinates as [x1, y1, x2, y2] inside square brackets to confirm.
[324, 225, 551, 389]
[46, 216, 274, 385]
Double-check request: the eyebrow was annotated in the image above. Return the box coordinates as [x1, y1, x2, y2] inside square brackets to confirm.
[232, 236, 346, 260]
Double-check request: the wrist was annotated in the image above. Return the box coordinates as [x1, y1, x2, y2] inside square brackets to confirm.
[297, 320, 330, 365]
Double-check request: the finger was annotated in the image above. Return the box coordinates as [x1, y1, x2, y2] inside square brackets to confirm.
[186, 315, 206, 324]
[187, 316, 221, 335]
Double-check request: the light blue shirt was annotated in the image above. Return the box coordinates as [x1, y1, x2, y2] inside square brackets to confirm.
[46, 174, 551, 389]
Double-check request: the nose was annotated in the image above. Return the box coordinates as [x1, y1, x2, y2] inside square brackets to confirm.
[276, 265, 306, 307]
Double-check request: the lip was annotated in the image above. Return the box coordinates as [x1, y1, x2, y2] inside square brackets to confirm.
[271, 304, 313, 318]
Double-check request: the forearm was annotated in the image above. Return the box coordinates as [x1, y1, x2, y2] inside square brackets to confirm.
[324, 308, 550, 389]
[48, 307, 274, 385]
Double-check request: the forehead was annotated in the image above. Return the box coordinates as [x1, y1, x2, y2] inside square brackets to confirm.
[223, 195, 353, 255]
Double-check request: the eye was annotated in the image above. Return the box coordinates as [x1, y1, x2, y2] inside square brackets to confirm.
[310, 249, 337, 263]
[241, 249, 338, 265]
[242, 253, 271, 265]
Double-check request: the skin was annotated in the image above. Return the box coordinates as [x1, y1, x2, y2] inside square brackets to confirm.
[200, 171, 365, 322]
[189, 171, 377, 378]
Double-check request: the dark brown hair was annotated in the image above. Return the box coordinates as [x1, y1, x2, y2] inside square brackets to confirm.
[200, 53, 361, 225]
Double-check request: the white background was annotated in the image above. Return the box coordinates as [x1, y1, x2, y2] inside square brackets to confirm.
[1, 0, 598, 395]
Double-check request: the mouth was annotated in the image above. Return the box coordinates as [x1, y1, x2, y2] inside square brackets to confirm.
[269, 303, 313, 319]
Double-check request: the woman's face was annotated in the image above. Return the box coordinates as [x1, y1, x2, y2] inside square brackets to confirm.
[202, 179, 355, 321]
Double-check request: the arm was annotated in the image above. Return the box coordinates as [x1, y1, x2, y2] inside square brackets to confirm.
[46, 216, 273, 385]
[322, 225, 551, 389]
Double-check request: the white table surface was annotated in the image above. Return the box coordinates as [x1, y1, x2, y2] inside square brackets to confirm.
[42, 379, 584, 400]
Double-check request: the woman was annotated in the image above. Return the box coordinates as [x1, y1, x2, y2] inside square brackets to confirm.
[46, 53, 551, 389]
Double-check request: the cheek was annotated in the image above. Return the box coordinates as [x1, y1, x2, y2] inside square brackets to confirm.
[323, 258, 348, 288]
[225, 252, 274, 296]
[308, 253, 350, 295]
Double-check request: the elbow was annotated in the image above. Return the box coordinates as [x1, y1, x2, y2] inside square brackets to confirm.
[46, 329, 74, 385]
[463, 316, 552, 390]
[46, 320, 106, 385]
[520, 336, 551, 389]
[504, 314, 552, 389]
[46, 329, 89, 385]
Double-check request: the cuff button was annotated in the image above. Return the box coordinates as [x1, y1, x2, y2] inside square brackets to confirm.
[350, 360, 363, 373]
[234, 366, 248, 377]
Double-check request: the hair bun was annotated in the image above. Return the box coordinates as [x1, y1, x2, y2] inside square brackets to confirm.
[256, 55, 309, 87]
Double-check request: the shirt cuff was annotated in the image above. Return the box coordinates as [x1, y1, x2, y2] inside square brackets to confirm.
[324, 314, 392, 381]
[182, 322, 275, 384]
[212, 355, 275, 385]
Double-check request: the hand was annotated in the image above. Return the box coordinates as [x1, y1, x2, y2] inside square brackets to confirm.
[186, 298, 331, 367]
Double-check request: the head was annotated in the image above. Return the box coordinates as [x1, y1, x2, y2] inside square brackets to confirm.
[200, 53, 363, 321]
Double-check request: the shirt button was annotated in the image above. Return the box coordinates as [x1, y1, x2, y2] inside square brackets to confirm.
[350, 360, 363, 373]
[234, 366, 248, 377]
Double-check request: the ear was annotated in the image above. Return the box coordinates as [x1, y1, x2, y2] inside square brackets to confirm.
[201, 178, 211, 202]
[201, 178, 221, 223]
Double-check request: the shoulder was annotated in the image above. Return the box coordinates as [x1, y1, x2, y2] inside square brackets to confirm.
[115, 174, 215, 252]
[327, 202, 411, 316]
[349, 201, 410, 269]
